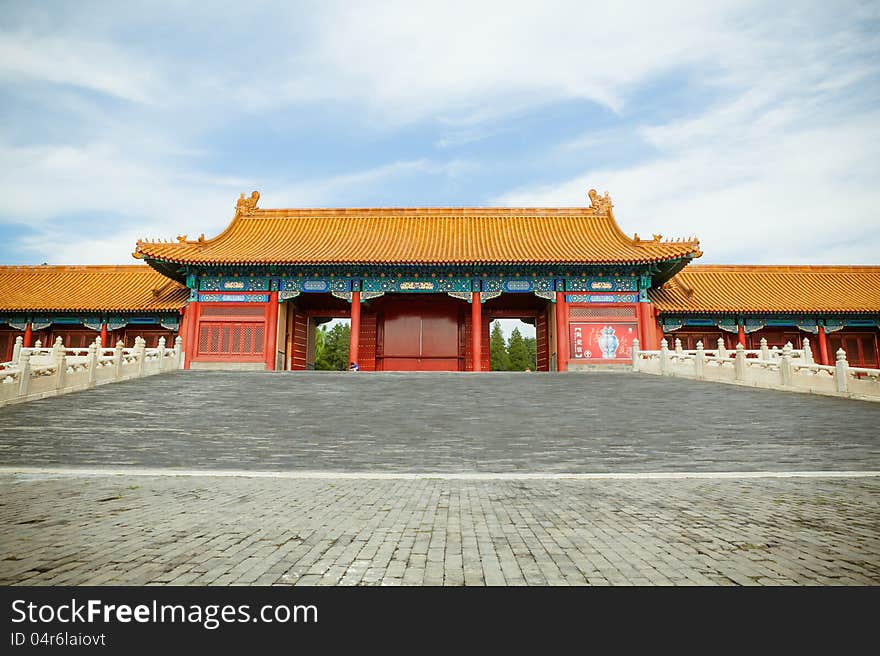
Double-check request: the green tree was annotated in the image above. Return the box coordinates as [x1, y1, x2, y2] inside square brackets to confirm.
[315, 322, 350, 370]
[489, 321, 509, 371]
[507, 327, 530, 371]
[523, 336, 537, 370]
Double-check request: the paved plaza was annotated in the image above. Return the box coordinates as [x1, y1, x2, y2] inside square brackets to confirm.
[0, 371, 877, 472]
[0, 371, 878, 585]
[1, 473, 877, 585]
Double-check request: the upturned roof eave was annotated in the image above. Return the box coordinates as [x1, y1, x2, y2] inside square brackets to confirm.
[141, 254, 696, 268]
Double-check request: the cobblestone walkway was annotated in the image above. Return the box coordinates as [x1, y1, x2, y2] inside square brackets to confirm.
[0, 371, 877, 472]
[2, 473, 877, 586]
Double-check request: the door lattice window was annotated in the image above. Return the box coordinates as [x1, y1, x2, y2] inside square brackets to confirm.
[198, 322, 264, 356]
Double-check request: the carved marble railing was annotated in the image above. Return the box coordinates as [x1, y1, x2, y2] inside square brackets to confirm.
[632, 337, 880, 402]
[0, 336, 183, 407]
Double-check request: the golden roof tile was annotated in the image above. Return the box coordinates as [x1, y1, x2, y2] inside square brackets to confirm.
[135, 190, 701, 266]
[650, 265, 880, 314]
[0, 265, 188, 312]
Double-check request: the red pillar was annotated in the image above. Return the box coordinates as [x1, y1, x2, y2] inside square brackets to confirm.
[818, 325, 829, 366]
[637, 303, 651, 350]
[555, 291, 568, 372]
[651, 305, 663, 350]
[737, 324, 747, 348]
[471, 292, 482, 372]
[265, 292, 279, 371]
[23, 322, 33, 348]
[182, 302, 199, 370]
[349, 291, 362, 368]
[100, 322, 108, 346]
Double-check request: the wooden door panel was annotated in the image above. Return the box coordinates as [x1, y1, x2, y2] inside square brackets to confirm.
[382, 313, 421, 356]
[377, 297, 463, 370]
[420, 313, 458, 357]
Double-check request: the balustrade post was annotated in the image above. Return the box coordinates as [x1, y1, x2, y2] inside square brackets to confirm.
[12, 336, 22, 364]
[760, 337, 769, 360]
[157, 337, 166, 372]
[51, 336, 63, 362]
[87, 342, 98, 386]
[631, 338, 640, 372]
[834, 348, 849, 393]
[717, 337, 727, 359]
[660, 338, 670, 375]
[54, 345, 66, 390]
[135, 337, 146, 377]
[18, 351, 31, 397]
[34, 339, 42, 349]
[802, 337, 813, 365]
[674, 338, 683, 355]
[114, 340, 124, 380]
[734, 343, 746, 381]
[174, 336, 183, 369]
[695, 341, 705, 379]
[780, 342, 793, 386]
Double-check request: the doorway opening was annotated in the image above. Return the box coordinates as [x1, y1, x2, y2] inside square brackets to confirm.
[489, 318, 538, 371]
[312, 318, 351, 370]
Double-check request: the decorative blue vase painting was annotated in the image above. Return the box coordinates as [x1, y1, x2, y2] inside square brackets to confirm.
[597, 325, 620, 359]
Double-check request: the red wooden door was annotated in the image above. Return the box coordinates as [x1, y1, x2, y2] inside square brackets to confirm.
[379, 299, 461, 370]
[828, 331, 879, 368]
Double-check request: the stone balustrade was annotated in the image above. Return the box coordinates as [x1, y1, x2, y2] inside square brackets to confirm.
[0, 336, 183, 407]
[632, 336, 880, 402]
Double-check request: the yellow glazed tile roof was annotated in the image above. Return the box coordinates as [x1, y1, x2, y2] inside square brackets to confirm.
[135, 190, 701, 266]
[0, 265, 188, 312]
[650, 265, 880, 314]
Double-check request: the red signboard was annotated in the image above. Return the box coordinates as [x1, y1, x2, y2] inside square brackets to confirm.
[569, 322, 637, 360]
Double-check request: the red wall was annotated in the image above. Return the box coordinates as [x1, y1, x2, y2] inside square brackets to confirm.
[189, 301, 271, 364]
[566, 303, 640, 363]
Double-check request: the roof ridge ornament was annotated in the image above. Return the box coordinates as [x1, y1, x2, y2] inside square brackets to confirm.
[236, 190, 260, 216]
[587, 188, 612, 214]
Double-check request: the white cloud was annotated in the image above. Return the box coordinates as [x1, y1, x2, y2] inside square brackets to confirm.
[492, 1, 880, 264]
[0, 31, 163, 103]
[495, 109, 880, 264]
[0, 141, 248, 263]
[287, 0, 747, 123]
[1, 0, 878, 268]
[0, 140, 474, 263]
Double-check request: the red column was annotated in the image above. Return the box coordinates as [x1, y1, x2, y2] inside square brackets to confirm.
[471, 292, 482, 372]
[23, 322, 33, 348]
[555, 291, 568, 372]
[349, 291, 362, 368]
[182, 302, 199, 370]
[265, 292, 279, 371]
[638, 303, 663, 350]
[818, 325, 829, 366]
[737, 324, 746, 348]
[651, 305, 663, 350]
[637, 303, 650, 350]
[100, 322, 108, 346]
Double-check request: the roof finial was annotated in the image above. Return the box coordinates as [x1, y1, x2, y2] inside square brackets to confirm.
[587, 188, 612, 213]
[236, 190, 260, 216]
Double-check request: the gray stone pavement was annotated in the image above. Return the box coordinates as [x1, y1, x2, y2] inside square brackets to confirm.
[0, 371, 877, 472]
[1, 472, 877, 586]
[1, 371, 877, 586]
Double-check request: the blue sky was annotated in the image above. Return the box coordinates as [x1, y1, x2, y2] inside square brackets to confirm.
[1, 0, 878, 267]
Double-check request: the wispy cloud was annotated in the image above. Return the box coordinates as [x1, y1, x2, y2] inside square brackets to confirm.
[0, 31, 163, 103]
[494, 1, 880, 264]
[0, 1, 877, 266]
